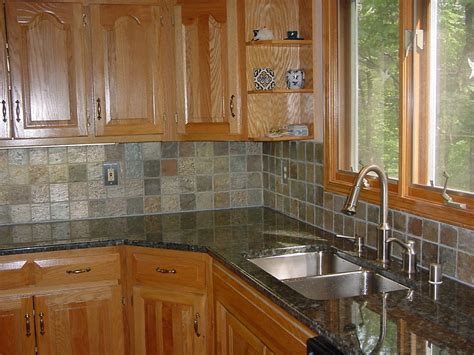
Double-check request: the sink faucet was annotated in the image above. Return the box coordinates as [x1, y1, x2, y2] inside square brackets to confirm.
[341, 164, 391, 264]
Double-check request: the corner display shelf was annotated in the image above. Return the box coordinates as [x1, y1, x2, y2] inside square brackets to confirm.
[244, 0, 315, 141]
[246, 40, 313, 47]
[248, 89, 313, 95]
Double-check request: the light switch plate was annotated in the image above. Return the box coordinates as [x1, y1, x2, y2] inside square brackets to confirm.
[103, 162, 119, 186]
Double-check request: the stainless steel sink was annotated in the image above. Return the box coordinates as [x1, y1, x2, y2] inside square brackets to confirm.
[248, 251, 362, 280]
[248, 251, 408, 300]
[284, 270, 408, 300]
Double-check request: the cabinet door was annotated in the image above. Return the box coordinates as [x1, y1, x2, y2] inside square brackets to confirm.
[91, 4, 165, 137]
[35, 285, 125, 355]
[215, 301, 274, 355]
[174, 0, 243, 138]
[0, 9, 11, 140]
[133, 286, 208, 355]
[0, 296, 35, 355]
[6, 2, 89, 139]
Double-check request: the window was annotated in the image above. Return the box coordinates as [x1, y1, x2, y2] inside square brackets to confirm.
[324, 0, 474, 228]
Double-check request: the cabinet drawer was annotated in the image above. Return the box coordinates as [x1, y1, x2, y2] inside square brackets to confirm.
[0, 259, 32, 290]
[33, 253, 121, 287]
[130, 249, 208, 291]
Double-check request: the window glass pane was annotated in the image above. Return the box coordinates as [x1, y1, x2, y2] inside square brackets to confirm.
[338, 0, 400, 178]
[428, 1, 474, 193]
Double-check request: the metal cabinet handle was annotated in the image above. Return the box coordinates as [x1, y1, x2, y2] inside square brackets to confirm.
[155, 267, 176, 274]
[25, 314, 31, 337]
[96, 98, 102, 120]
[39, 312, 45, 335]
[193, 313, 201, 337]
[66, 267, 91, 274]
[229, 95, 236, 118]
[2, 100, 6, 123]
[15, 100, 20, 122]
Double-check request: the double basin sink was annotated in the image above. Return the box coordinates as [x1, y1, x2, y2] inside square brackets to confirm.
[248, 249, 408, 300]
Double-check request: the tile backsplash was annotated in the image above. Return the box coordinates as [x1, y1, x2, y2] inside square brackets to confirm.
[262, 141, 474, 287]
[0, 139, 472, 286]
[0, 142, 263, 224]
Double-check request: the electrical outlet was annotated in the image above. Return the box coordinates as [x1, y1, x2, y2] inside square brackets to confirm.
[281, 160, 289, 184]
[103, 162, 119, 186]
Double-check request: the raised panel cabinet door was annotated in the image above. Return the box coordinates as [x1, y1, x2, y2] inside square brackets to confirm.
[6, 2, 89, 139]
[133, 286, 208, 355]
[91, 4, 165, 137]
[34, 285, 125, 355]
[0, 296, 35, 355]
[0, 9, 11, 140]
[215, 301, 274, 355]
[174, 0, 243, 137]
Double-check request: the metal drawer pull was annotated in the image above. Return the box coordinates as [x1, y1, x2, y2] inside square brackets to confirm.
[25, 314, 31, 337]
[193, 313, 201, 337]
[66, 267, 91, 274]
[2, 100, 6, 123]
[229, 95, 236, 118]
[155, 267, 176, 274]
[39, 312, 45, 335]
[96, 98, 102, 120]
[15, 100, 20, 122]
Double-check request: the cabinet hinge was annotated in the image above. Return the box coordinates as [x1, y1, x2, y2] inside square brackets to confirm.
[130, 295, 133, 306]
[35, 346, 38, 355]
[82, 13, 87, 27]
[121, 296, 126, 305]
[171, 15, 175, 26]
[174, 112, 178, 124]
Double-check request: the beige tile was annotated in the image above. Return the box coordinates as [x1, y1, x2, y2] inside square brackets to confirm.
[196, 192, 213, 210]
[88, 181, 107, 200]
[87, 145, 106, 163]
[10, 204, 31, 223]
[144, 196, 161, 213]
[31, 185, 50, 203]
[143, 142, 161, 160]
[69, 182, 88, 201]
[29, 165, 49, 184]
[51, 202, 70, 220]
[29, 148, 48, 165]
[49, 165, 68, 183]
[48, 147, 67, 165]
[67, 146, 87, 163]
[161, 194, 179, 212]
[31, 204, 50, 222]
[178, 157, 195, 176]
[50, 183, 69, 202]
[8, 166, 29, 184]
[125, 179, 144, 198]
[70, 201, 89, 219]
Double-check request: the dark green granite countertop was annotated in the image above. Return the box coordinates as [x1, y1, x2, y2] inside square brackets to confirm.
[0, 207, 472, 354]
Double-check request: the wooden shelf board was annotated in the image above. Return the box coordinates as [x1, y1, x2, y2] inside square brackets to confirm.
[246, 40, 313, 47]
[249, 134, 314, 142]
[247, 89, 313, 94]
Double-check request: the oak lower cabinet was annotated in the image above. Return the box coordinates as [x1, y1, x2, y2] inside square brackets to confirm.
[213, 261, 316, 354]
[0, 296, 35, 355]
[132, 286, 208, 354]
[0, 247, 126, 355]
[35, 285, 125, 354]
[126, 246, 213, 355]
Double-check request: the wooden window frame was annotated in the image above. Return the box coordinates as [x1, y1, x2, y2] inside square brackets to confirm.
[323, 0, 474, 229]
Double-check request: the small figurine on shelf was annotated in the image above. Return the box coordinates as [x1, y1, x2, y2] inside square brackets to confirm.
[252, 27, 274, 41]
[266, 126, 290, 138]
[286, 69, 305, 89]
[253, 68, 276, 91]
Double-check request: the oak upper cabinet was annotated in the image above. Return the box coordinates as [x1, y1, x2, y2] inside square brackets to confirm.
[6, 1, 89, 139]
[133, 287, 208, 354]
[0, 296, 35, 355]
[0, 9, 11, 140]
[174, 0, 245, 139]
[90, 4, 165, 137]
[35, 285, 125, 355]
